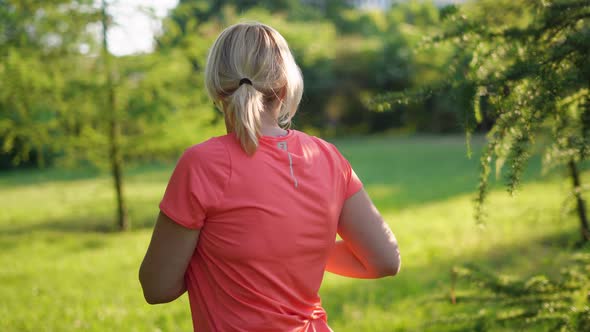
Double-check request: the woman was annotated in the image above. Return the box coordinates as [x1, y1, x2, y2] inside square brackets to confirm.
[139, 22, 401, 331]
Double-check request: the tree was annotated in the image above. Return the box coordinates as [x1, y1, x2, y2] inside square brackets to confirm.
[377, 0, 590, 242]
[83, 1, 225, 230]
[0, 0, 99, 168]
[101, 0, 128, 230]
[2, 0, 229, 229]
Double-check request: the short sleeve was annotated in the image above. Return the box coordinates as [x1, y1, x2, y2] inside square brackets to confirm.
[159, 138, 230, 229]
[326, 142, 363, 200]
[343, 158, 363, 200]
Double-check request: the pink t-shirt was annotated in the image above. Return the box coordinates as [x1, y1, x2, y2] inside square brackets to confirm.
[159, 129, 363, 332]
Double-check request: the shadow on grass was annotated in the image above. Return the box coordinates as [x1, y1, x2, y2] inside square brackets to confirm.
[0, 162, 173, 188]
[0, 213, 158, 236]
[331, 136, 557, 213]
[319, 228, 584, 331]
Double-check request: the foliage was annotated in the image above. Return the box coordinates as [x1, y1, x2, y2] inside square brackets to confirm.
[158, 0, 465, 136]
[0, 0, 227, 229]
[1, 1, 489, 172]
[373, 1, 590, 236]
[443, 0, 590, 230]
[0, 0, 224, 171]
[365, 1, 475, 133]
[444, 254, 590, 331]
[0, 0, 99, 167]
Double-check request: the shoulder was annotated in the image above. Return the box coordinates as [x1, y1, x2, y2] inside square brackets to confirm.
[182, 136, 230, 164]
[177, 137, 231, 183]
[296, 130, 345, 159]
[161, 137, 231, 224]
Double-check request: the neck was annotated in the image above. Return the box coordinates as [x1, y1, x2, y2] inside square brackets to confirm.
[260, 126, 287, 137]
[259, 110, 287, 137]
[224, 108, 287, 137]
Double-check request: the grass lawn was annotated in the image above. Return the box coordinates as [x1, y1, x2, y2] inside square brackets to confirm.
[0, 135, 588, 331]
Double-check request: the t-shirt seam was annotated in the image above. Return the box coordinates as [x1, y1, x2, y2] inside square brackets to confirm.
[159, 201, 202, 229]
[345, 181, 363, 200]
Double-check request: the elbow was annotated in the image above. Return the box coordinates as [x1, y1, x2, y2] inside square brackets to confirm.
[378, 261, 400, 278]
[376, 249, 401, 278]
[389, 255, 401, 276]
[142, 290, 161, 305]
[139, 270, 181, 305]
[140, 280, 180, 305]
[138, 276, 158, 305]
[143, 291, 175, 305]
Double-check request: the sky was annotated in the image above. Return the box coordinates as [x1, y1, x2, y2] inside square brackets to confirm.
[107, 0, 178, 56]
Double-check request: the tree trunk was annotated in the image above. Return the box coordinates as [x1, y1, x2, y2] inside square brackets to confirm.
[102, 0, 128, 231]
[568, 159, 590, 243]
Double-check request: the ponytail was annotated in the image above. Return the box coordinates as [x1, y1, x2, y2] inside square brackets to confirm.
[205, 22, 304, 155]
[226, 83, 264, 155]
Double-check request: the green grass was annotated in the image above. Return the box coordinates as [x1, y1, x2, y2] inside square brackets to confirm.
[0, 135, 587, 331]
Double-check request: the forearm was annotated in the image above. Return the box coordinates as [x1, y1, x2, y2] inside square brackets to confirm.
[325, 241, 384, 278]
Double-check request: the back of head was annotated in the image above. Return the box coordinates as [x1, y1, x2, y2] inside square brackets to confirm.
[205, 22, 304, 155]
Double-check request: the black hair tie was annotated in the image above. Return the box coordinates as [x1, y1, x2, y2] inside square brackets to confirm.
[239, 78, 252, 86]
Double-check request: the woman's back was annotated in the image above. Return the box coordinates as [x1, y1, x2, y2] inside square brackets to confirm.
[160, 129, 362, 331]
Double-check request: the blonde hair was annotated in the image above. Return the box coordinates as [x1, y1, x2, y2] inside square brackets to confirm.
[205, 22, 304, 155]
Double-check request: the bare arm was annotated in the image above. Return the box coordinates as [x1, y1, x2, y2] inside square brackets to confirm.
[139, 211, 200, 304]
[326, 189, 401, 278]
